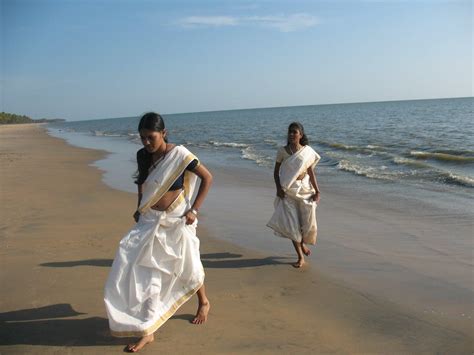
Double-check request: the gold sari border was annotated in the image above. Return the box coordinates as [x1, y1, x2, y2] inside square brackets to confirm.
[139, 152, 198, 213]
[165, 191, 186, 213]
[110, 281, 204, 338]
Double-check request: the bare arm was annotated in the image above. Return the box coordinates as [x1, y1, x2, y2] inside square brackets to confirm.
[133, 184, 143, 222]
[274, 162, 285, 198]
[137, 184, 143, 208]
[307, 166, 321, 203]
[184, 163, 213, 224]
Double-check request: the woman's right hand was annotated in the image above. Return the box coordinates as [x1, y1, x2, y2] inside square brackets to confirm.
[133, 210, 140, 222]
[277, 188, 285, 199]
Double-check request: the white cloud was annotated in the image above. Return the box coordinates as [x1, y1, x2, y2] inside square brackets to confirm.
[178, 16, 238, 28]
[245, 13, 319, 32]
[177, 13, 319, 32]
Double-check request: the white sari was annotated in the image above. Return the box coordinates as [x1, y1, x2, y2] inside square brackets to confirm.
[267, 145, 321, 245]
[104, 146, 205, 337]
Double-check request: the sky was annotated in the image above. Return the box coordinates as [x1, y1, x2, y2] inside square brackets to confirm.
[1, 0, 472, 121]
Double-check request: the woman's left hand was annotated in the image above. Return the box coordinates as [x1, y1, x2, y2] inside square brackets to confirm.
[133, 210, 140, 223]
[312, 191, 321, 203]
[184, 210, 197, 225]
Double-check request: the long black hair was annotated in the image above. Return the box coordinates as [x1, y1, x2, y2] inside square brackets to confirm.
[287, 121, 309, 146]
[138, 112, 167, 142]
[134, 112, 167, 185]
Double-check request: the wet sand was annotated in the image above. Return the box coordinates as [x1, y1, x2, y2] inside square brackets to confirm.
[0, 124, 472, 354]
[203, 165, 474, 335]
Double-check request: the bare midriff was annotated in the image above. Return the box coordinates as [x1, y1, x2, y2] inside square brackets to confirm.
[296, 173, 306, 180]
[151, 189, 183, 211]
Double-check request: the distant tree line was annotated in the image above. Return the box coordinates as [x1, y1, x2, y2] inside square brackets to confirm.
[0, 112, 65, 124]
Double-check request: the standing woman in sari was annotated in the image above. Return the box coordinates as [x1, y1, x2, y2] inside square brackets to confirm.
[104, 112, 212, 352]
[267, 122, 321, 268]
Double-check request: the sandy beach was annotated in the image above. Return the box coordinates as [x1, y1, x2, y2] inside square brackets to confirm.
[0, 124, 472, 354]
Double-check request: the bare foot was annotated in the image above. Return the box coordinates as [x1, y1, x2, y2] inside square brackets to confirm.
[302, 245, 311, 256]
[292, 259, 305, 268]
[192, 301, 210, 324]
[126, 334, 154, 353]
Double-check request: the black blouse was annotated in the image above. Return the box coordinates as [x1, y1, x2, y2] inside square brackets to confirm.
[134, 148, 198, 190]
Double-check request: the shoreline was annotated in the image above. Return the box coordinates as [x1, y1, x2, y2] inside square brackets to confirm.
[0, 124, 472, 353]
[38, 125, 474, 330]
[36, 125, 474, 329]
[203, 164, 474, 331]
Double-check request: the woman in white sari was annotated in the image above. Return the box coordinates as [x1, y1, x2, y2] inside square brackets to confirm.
[267, 122, 321, 268]
[104, 112, 212, 352]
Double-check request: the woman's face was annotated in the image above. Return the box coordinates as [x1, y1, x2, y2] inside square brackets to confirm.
[139, 129, 165, 153]
[288, 127, 302, 145]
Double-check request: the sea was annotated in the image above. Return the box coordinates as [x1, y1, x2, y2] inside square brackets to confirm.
[47, 97, 474, 329]
[48, 97, 473, 193]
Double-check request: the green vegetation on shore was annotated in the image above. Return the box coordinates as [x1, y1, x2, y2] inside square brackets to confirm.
[0, 112, 65, 124]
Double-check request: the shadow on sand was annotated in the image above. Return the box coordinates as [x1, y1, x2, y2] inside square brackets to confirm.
[200, 252, 243, 259]
[0, 304, 123, 346]
[170, 313, 195, 323]
[201, 254, 290, 268]
[40, 254, 290, 270]
[13, 252, 289, 347]
[40, 259, 113, 268]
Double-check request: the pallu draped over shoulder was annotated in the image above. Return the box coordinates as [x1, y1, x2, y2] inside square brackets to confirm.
[267, 145, 321, 245]
[104, 145, 205, 337]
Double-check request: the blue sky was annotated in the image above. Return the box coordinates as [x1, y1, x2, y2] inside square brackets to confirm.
[2, 0, 472, 121]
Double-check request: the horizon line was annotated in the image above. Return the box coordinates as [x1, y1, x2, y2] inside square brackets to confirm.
[60, 95, 473, 122]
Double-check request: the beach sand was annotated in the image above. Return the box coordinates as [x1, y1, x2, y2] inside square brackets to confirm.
[0, 124, 472, 354]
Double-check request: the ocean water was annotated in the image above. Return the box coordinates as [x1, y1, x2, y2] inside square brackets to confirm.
[49, 97, 474, 193]
[47, 98, 474, 325]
